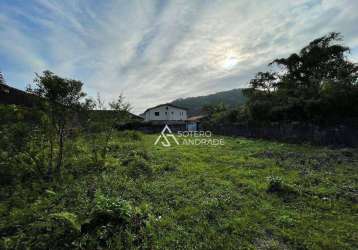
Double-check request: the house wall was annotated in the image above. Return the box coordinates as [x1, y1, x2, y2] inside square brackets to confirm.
[144, 105, 187, 121]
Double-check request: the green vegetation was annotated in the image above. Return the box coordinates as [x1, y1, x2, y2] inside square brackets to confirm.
[171, 88, 247, 116]
[1, 33, 357, 249]
[1, 126, 357, 249]
[206, 32, 358, 126]
[0, 72, 4, 84]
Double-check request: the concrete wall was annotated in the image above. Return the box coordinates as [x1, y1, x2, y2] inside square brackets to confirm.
[207, 122, 358, 147]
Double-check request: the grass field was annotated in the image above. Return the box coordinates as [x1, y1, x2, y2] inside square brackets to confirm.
[1, 132, 357, 249]
[138, 134, 358, 249]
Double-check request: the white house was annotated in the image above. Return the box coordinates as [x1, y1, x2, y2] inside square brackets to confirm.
[142, 104, 187, 122]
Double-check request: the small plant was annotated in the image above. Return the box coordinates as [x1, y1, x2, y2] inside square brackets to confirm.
[120, 149, 153, 178]
[78, 194, 153, 249]
[266, 176, 298, 199]
[126, 157, 153, 178]
[94, 194, 133, 221]
[266, 176, 284, 193]
[6, 211, 81, 249]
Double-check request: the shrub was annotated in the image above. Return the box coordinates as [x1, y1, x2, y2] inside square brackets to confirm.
[266, 176, 284, 193]
[94, 194, 133, 222]
[121, 149, 153, 178]
[126, 157, 153, 178]
[78, 194, 153, 249]
[5, 212, 80, 250]
[266, 176, 298, 198]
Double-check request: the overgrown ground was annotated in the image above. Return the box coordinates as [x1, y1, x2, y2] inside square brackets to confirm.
[141, 135, 358, 249]
[1, 132, 357, 249]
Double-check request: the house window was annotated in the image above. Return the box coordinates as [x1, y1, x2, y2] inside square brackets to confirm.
[171, 112, 174, 114]
[154, 111, 159, 116]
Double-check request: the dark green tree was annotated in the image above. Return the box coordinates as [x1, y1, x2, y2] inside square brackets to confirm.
[245, 32, 358, 124]
[0, 71, 4, 84]
[27, 71, 86, 179]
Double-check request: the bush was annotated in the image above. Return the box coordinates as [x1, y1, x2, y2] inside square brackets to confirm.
[126, 157, 153, 179]
[94, 194, 133, 222]
[121, 149, 153, 178]
[266, 176, 284, 193]
[78, 194, 153, 249]
[266, 176, 298, 198]
[4, 212, 80, 250]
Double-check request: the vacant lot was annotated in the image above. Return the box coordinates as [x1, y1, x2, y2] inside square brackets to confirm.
[1, 132, 357, 249]
[142, 134, 358, 249]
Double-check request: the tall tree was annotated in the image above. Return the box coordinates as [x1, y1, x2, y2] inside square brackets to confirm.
[245, 32, 358, 123]
[27, 71, 86, 178]
[0, 71, 4, 84]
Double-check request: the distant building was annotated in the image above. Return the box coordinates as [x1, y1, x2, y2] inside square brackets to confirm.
[142, 104, 187, 122]
[141, 103, 207, 132]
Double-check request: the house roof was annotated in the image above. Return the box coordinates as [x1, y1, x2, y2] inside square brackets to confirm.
[143, 103, 188, 113]
[186, 115, 207, 121]
[0, 83, 40, 107]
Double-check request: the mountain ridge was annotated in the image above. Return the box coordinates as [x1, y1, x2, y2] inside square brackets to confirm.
[170, 88, 247, 116]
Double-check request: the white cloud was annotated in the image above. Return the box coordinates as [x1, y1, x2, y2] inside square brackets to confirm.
[0, 0, 357, 113]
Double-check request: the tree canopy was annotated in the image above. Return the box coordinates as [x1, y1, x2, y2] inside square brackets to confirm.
[244, 32, 358, 124]
[0, 71, 4, 84]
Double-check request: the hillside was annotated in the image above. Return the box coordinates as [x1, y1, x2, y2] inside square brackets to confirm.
[171, 88, 247, 116]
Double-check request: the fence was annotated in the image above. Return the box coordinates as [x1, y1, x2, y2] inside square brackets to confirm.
[208, 122, 358, 147]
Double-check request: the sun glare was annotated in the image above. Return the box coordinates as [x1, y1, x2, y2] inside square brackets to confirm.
[222, 55, 239, 70]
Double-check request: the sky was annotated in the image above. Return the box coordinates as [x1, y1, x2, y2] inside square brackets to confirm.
[0, 0, 357, 114]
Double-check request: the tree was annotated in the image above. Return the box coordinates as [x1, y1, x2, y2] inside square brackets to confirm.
[0, 71, 4, 84]
[0, 103, 54, 186]
[27, 71, 86, 179]
[245, 32, 358, 124]
[83, 93, 131, 166]
[249, 72, 278, 95]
